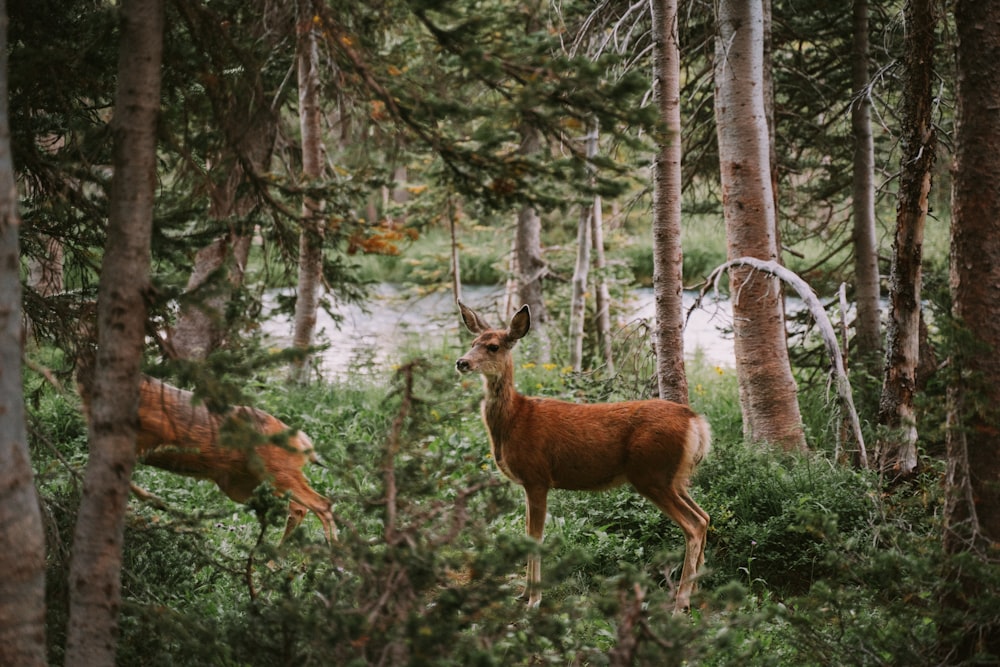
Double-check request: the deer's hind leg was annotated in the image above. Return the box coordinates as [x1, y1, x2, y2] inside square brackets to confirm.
[634, 481, 709, 613]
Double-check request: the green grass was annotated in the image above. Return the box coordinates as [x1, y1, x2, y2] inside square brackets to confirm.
[26, 288, 998, 665]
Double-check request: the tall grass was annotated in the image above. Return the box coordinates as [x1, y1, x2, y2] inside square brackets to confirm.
[27, 238, 997, 665]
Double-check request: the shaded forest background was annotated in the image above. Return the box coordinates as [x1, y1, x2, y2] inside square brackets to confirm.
[1, 0, 998, 665]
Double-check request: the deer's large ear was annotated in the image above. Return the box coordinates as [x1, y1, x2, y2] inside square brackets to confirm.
[459, 301, 492, 334]
[507, 305, 531, 342]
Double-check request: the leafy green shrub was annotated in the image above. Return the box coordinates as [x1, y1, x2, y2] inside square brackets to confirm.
[697, 440, 881, 595]
[28, 325, 1000, 666]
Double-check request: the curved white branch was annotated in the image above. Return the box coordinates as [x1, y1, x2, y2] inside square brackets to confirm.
[703, 257, 869, 468]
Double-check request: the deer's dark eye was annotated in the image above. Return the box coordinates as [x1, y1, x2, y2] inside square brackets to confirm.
[487, 344, 500, 353]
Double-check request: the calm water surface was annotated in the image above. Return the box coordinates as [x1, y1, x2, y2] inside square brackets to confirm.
[260, 284, 736, 379]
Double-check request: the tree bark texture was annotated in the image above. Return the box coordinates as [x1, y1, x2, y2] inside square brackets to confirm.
[569, 125, 598, 372]
[850, 0, 882, 366]
[941, 3, 1000, 659]
[0, 0, 47, 660]
[168, 4, 278, 360]
[292, 2, 326, 377]
[591, 187, 614, 374]
[515, 124, 550, 363]
[651, 0, 688, 404]
[171, 233, 251, 359]
[714, 0, 805, 449]
[945, 0, 1000, 554]
[64, 0, 162, 663]
[568, 192, 591, 372]
[876, 0, 937, 479]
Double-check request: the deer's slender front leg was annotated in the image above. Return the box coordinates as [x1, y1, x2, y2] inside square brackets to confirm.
[524, 486, 547, 607]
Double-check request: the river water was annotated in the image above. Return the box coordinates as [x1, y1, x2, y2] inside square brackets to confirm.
[259, 284, 735, 379]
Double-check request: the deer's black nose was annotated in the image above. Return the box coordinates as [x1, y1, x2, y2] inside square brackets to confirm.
[456, 359, 470, 372]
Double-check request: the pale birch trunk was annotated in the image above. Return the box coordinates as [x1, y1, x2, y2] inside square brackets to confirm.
[64, 1, 162, 662]
[591, 187, 614, 374]
[569, 124, 599, 372]
[292, 3, 326, 379]
[569, 200, 591, 372]
[651, 0, 688, 403]
[515, 124, 550, 363]
[0, 1, 47, 659]
[850, 0, 882, 369]
[876, 0, 937, 479]
[714, 0, 805, 450]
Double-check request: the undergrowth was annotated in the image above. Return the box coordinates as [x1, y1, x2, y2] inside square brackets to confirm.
[25, 321, 1000, 665]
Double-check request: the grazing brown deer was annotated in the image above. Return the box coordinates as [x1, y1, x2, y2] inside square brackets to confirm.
[80, 374, 337, 544]
[456, 302, 711, 611]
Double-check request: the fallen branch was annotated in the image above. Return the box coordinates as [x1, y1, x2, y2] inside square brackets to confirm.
[702, 257, 869, 468]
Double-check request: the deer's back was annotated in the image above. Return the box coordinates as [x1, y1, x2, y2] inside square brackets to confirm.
[493, 395, 698, 491]
[136, 378, 310, 499]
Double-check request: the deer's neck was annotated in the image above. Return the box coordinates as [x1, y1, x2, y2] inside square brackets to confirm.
[480, 367, 521, 464]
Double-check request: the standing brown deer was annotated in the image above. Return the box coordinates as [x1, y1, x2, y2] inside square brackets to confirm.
[80, 374, 337, 544]
[456, 302, 711, 611]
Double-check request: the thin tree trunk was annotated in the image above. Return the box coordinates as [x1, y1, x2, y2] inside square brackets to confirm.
[714, 0, 805, 450]
[64, 0, 162, 663]
[390, 164, 408, 225]
[876, 0, 937, 480]
[449, 195, 462, 304]
[568, 196, 591, 372]
[515, 124, 550, 363]
[569, 124, 598, 372]
[851, 0, 882, 370]
[292, 1, 326, 379]
[591, 184, 614, 374]
[169, 9, 277, 360]
[651, 0, 688, 403]
[0, 0, 47, 659]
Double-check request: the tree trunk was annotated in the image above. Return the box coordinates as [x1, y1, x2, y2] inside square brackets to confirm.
[945, 0, 1000, 565]
[390, 164, 409, 225]
[170, 60, 277, 360]
[850, 0, 882, 369]
[28, 234, 63, 297]
[651, 0, 688, 404]
[714, 0, 805, 450]
[942, 2, 1000, 659]
[569, 124, 598, 372]
[449, 195, 463, 303]
[876, 0, 937, 480]
[0, 1, 47, 660]
[64, 0, 162, 663]
[292, 1, 326, 380]
[591, 182, 613, 374]
[170, 232, 252, 359]
[515, 124, 550, 363]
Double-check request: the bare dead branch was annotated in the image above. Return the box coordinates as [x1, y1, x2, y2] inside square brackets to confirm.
[703, 257, 869, 468]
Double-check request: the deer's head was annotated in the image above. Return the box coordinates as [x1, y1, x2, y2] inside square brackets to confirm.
[456, 302, 530, 378]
